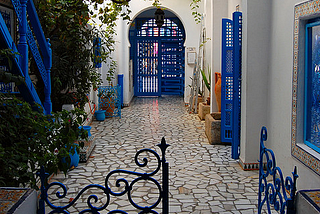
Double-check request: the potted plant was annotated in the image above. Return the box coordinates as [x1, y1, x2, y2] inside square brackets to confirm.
[0, 94, 87, 188]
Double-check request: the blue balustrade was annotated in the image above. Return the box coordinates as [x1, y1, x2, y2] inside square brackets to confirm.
[258, 127, 299, 214]
[38, 138, 170, 214]
[0, 0, 52, 115]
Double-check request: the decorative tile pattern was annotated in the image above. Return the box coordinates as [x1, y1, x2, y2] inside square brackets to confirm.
[299, 189, 320, 212]
[292, 0, 320, 175]
[0, 188, 28, 213]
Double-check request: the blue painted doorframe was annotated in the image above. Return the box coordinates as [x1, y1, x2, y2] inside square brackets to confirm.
[221, 12, 242, 159]
[130, 17, 185, 97]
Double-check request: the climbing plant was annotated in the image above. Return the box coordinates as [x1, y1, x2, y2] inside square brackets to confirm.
[145, 0, 202, 23]
[190, 0, 202, 24]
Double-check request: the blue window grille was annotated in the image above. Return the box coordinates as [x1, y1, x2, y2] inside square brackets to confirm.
[305, 20, 320, 153]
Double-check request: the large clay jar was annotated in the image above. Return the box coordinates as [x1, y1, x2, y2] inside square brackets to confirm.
[214, 72, 221, 112]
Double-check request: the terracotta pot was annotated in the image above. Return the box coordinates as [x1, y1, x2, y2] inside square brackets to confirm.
[214, 72, 221, 112]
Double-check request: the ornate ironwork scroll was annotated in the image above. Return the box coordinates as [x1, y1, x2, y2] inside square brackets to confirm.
[38, 138, 169, 214]
[258, 127, 299, 214]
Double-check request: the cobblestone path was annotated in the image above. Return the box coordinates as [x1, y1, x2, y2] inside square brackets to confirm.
[47, 96, 263, 214]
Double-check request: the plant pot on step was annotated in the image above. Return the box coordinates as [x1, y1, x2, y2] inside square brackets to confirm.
[95, 110, 106, 121]
[61, 145, 80, 169]
[79, 126, 92, 137]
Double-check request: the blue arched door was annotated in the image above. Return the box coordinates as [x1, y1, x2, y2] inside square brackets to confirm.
[130, 16, 185, 96]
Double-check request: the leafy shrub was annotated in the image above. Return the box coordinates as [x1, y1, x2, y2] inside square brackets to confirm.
[0, 94, 87, 188]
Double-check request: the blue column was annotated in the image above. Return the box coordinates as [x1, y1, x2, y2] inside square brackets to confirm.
[18, 0, 28, 77]
[118, 74, 124, 107]
[43, 39, 52, 115]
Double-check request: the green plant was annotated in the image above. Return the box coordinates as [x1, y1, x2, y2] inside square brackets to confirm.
[200, 66, 211, 92]
[0, 49, 24, 85]
[190, 0, 202, 24]
[106, 60, 117, 86]
[33, 0, 131, 111]
[0, 94, 87, 188]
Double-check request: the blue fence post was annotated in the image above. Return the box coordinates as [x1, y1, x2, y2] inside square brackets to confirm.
[37, 166, 48, 214]
[158, 137, 170, 214]
[118, 74, 124, 107]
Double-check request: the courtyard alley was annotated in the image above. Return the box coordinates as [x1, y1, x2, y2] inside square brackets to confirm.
[48, 96, 265, 214]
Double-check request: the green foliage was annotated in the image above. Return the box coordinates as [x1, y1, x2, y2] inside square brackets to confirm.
[190, 0, 202, 24]
[200, 66, 211, 91]
[33, 0, 131, 111]
[0, 49, 24, 85]
[0, 94, 87, 188]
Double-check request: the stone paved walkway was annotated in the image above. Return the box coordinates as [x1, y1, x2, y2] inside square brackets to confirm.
[47, 96, 267, 214]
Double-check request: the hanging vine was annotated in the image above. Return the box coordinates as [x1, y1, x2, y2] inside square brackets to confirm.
[190, 0, 202, 24]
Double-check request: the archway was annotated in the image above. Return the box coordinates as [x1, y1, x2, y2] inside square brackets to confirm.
[129, 8, 186, 96]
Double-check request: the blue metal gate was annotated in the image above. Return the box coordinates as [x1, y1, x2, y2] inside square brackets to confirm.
[136, 39, 161, 96]
[221, 12, 242, 159]
[131, 18, 185, 96]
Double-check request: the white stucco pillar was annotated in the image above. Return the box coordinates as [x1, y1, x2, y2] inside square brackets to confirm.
[239, 0, 271, 166]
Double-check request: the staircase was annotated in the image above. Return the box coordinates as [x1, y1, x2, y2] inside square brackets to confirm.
[0, 0, 52, 115]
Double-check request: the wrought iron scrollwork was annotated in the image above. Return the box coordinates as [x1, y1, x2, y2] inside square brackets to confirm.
[38, 138, 170, 214]
[258, 127, 299, 214]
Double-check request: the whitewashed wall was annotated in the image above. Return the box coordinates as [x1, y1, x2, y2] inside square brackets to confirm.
[266, 0, 320, 189]
[240, 0, 320, 189]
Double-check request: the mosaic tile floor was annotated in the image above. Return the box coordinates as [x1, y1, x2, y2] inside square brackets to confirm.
[46, 96, 269, 214]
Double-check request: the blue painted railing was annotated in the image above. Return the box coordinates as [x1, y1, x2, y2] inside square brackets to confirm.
[38, 138, 170, 214]
[0, 0, 52, 114]
[258, 127, 299, 214]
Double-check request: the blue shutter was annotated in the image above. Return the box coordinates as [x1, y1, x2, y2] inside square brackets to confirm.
[231, 12, 242, 159]
[221, 18, 234, 143]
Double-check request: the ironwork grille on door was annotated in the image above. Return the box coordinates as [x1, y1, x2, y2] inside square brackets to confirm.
[136, 39, 160, 95]
[132, 18, 185, 96]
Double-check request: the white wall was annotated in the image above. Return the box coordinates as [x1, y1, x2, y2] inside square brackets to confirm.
[266, 0, 320, 189]
[239, 0, 320, 189]
[111, 0, 202, 105]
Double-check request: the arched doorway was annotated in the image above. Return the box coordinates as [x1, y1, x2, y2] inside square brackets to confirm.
[129, 9, 186, 96]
